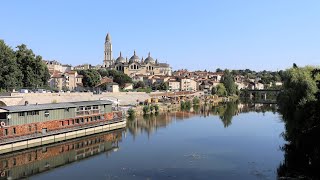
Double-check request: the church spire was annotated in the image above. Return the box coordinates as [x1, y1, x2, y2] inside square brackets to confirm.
[148, 52, 151, 57]
[119, 51, 122, 57]
[106, 32, 111, 42]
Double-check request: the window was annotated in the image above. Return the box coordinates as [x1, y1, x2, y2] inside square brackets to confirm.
[29, 125, 32, 132]
[26, 111, 39, 115]
[44, 110, 49, 117]
[76, 119, 79, 124]
[2, 160, 8, 168]
[19, 112, 25, 116]
[13, 158, 16, 166]
[28, 154, 32, 161]
[13, 127, 16, 134]
[4, 129, 8, 136]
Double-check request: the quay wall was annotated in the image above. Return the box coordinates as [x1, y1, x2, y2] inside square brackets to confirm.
[0, 120, 126, 155]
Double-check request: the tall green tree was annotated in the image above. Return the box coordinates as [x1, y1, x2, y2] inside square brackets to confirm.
[221, 70, 237, 95]
[0, 40, 22, 91]
[15, 44, 50, 88]
[78, 69, 101, 87]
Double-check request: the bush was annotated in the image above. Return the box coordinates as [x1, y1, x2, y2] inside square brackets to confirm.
[154, 104, 159, 112]
[193, 97, 200, 105]
[185, 100, 192, 109]
[127, 108, 135, 118]
[149, 105, 154, 113]
[143, 105, 150, 115]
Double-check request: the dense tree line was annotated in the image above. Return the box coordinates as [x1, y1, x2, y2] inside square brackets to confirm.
[78, 69, 133, 88]
[0, 40, 50, 92]
[277, 65, 320, 179]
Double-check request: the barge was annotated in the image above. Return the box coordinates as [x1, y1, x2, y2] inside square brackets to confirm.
[0, 100, 125, 153]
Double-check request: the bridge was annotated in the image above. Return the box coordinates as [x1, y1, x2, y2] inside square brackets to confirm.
[241, 89, 282, 100]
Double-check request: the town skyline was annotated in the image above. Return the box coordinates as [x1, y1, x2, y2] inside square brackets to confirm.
[2, 0, 320, 71]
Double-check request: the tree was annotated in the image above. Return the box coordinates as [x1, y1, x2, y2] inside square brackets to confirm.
[216, 68, 223, 72]
[134, 81, 145, 89]
[156, 82, 168, 91]
[193, 97, 200, 105]
[98, 69, 109, 77]
[277, 66, 318, 112]
[78, 69, 101, 87]
[0, 40, 22, 91]
[215, 83, 227, 96]
[221, 70, 237, 95]
[15, 44, 50, 89]
[113, 73, 132, 87]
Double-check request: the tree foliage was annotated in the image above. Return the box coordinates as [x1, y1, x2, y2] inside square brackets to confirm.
[0, 40, 50, 91]
[134, 81, 145, 89]
[0, 40, 22, 91]
[277, 66, 320, 179]
[97, 69, 132, 88]
[221, 70, 237, 95]
[78, 69, 101, 87]
[15, 44, 50, 89]
[212, 83, 227, 96]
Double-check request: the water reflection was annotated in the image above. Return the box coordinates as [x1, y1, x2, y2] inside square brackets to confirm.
[0, 129, 124, 180]
[127, 103, 278, 136]
[277, 102, 320, 179]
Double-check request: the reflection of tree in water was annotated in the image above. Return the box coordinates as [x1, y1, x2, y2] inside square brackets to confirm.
[219, 102, 238, 128]
[210, 102, 238, 128]
[277, 101, 320, 179]
[277, 68, 320, 179]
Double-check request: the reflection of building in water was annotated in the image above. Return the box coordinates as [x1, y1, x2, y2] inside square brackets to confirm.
[0, 130, 123, 180]
[127, 104, 277, 137]
[127, 113, 173, 138]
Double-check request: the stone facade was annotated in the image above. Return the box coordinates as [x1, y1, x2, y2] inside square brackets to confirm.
[49, 71, 83, 91]
[102, 33, 172, 77]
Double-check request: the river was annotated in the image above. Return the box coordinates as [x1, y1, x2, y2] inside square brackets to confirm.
[1, 103, 285, 180]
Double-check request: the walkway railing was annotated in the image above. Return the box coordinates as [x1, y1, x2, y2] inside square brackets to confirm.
[0, 112, 125, 145]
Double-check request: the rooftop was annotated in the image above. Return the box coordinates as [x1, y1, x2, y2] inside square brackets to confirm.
[0, 100, 112, 113]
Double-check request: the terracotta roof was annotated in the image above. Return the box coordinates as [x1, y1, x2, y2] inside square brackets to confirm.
[95, 77, 113, 87]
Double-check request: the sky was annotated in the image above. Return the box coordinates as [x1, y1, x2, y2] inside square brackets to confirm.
[1, 0, 320, 71]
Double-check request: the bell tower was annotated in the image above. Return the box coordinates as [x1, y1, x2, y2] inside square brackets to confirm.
[103, 33, 113, 68]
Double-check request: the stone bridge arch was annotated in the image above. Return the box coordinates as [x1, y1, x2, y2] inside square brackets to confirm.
[0, 97, 24, 106]
[0, 101, 7, 107]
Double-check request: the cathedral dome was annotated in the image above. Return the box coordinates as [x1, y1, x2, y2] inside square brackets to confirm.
[115, 52, 125, 64]
[129, 50, 140, 63]
[144, 52, 155, 64]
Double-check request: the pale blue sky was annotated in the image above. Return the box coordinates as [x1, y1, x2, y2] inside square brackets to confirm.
[1, 0, 320, 71]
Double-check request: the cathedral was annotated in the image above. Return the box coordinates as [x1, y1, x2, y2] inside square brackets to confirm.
[102, 33, 172, 77]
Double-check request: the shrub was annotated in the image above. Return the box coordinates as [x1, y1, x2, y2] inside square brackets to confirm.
[127, 108, 135, 118]
[154, 104, 159, 112]
[150, 105, 154, 112]
[143, 105, 150, 115]
[193, 97, 200, 105]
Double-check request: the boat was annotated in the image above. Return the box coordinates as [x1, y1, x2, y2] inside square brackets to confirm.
[0, 100, 123, 141]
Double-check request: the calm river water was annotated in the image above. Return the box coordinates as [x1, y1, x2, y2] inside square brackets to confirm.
[2, 103, 285, 180]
